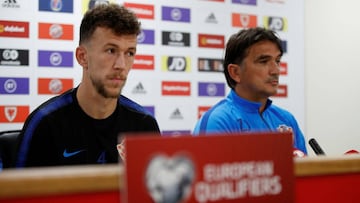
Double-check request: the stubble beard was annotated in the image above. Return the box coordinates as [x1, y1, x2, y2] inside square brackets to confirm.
[91, 76, 123, 99]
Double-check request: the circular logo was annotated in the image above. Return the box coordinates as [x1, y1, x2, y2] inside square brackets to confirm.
[50, 52, 62, 66]
[50, 0, 63, 11]
[169, 32, 183, 42]
[137, 30, 145, 43]
[4, 79, 17, 93]
[49, 24, 63, 39]
[171, 8, 182, 21]
[49, 79, 63, 94]
[206, 83, 218, 96]
[2, 49, 18, 60]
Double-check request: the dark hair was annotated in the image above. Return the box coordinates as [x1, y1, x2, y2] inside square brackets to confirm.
[223, 27, 283, 89]
[79, 3, 141, 45]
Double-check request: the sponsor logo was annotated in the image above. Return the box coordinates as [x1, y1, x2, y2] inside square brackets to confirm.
[263, 16, 288, 32]
[0, 20, 29, 38]
[162, 6, 190, 23]
[198, 58, 223, 72]
[0, 49, 29, 66]
[39, 0, 74, 13]
[275, 84, 287, 97]
[170, 108, 184, 119]
[143, 106, 155, 117]
[63, 149, 85, 157]
[198, 82, 225, 97]
[133, 55, 154, 70]
[279, 62, 287, 75]
[198, 34, 224, 49]
[137, 29, 155, 45]
[232, 13, 257, 28]
[1, 0, 20, 8]
[162, 31, 190, 47]
[198, 106, 211, 119]
[132, 82, 147, 94]
[38, 22, 73, 40]
[205, 12, 218, 24]
[38, 78, 73, 94]
[232, 0, 257, 6]
[162, 130, 191, 136]
[162, 81, 191, 96]
[161, 56, 191, 72]
[0, 105, 29, 123]
[0, 77, 29, 94]
[124, 2, 154, 19]
[38, 50, 73, 67]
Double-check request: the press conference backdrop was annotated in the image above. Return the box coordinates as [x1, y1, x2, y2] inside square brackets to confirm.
[0, 0, 304, 136]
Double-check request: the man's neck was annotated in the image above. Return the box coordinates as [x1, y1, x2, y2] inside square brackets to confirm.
[76, 84, 118, 119]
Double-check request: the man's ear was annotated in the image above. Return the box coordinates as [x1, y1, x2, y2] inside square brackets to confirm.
[75, 46, 87, 68]
[227, 64, 242, 83]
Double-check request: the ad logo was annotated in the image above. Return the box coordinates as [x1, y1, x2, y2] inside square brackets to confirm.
[133, 55, 154, 70]
[0, 105, 29, 123]
[132, 82, 147, 94]
[137, 29, 155, 45]
[162, 56, 191, 72]
[162, 31, 190, 47]
[232, 13, 257, 28]
[38, 50, 73, 67]
[38, 22, 73, 40]
[198, 82, 225, 97]
[275, 84, 287, 97]
[0, 20, 29, 38]
[279, 62, 288, 75]
[124, 2, 154, 19]
[263, 16, 288, 32]
[0, 77, 29, 94]
[0, 49, 29, 66]
[39, 0, 73, 13]
[162, 6, 191, 23]
[38, 78, 73, 95]
[232, 0, 257, 5]
[198, 58, 223, 72]
[146, 154, 195, 203]
[162, 81, 191, 96]
[198, 34, 224, 49]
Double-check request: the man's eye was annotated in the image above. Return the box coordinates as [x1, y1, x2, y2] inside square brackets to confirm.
[107, 48, 115, 54]
[127, 51, 135, 57]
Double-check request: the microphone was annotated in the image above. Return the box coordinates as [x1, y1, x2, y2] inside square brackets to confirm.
[308, 138, 326, 155]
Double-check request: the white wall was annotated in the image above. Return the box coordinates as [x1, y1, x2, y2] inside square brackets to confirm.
[305, 0, 360, 155]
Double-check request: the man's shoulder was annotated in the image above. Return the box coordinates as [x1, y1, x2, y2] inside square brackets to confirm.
[30, 88, 75, 118]
[118, 95, 153, 117]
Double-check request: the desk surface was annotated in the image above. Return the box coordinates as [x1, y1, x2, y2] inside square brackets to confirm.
[0, 155, 360, 199]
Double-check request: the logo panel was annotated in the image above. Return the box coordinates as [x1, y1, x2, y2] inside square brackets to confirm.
[263, 16, 288, 32]
[38, 78, 73, 94]
[124, 2, 154, 19]
[0, 77, 29, 94]
[0, 49, 29, 66]
[162, 81, 191, 96]
[39, 0, 74, 13]
[38, 22, 73, 40]
[0, 20, 29, 38]
[232, 13, 257, 28]
[137, 29, 155, 45]
[38, 50, 73, 67]
[133, 55, 154, 70]
[275, 84, 287, 97]
[162, 31, 190, 47]
[0, 105, 29, 123]
[198, 34, 224, 49]
[198, 82, 225, 97]
[162, 6, 191, 23]
[198, 58, 223, 72]
[232, 0, 257, 5]
[162, 130, 192, 136]
[161, 56, 191, 72]
[279, 62, 287, 75]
